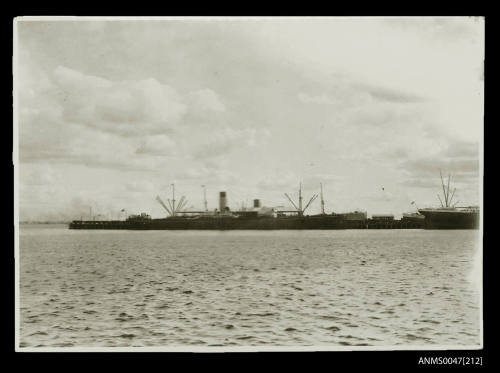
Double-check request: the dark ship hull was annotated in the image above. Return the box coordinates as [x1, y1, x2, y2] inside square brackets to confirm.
[69, 215, 346, 230]
[418, 209, 479, 229]
[69, 215, 424, 230]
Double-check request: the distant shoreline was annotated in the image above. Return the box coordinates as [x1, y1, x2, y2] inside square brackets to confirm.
[19, 221, 70, 225]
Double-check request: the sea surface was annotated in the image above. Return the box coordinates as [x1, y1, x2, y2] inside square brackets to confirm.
[18, 225, 482, 349]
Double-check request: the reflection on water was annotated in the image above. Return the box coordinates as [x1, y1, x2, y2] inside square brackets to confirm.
[19, 226, 481, 348]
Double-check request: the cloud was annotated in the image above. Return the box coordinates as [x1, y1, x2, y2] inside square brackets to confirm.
[400, 158, 479, 179]
[442, 140, 479, 159]
[302, 174, 345, 189]
[366, 86, 426, 104]
[125, 180, 156, 192]
[297, 92, 343, 105]
[16, 19, 483, 220]
[20, 164, 61, 186]
[397, 138, 480, 191]
[180, 167, 213, 180]
[18, 64, 232, 171]
[383, 17, 483, 44]
[186, 89, 226, 113]
[20, 119, 165, 172]
[136, 135, 177, 156]
[51, 67, 229, 138]
[53, 66, 188, 136]
[191, 127, 271, 159]
[257, 170, 300, 192]
[177, 165, 238, 185]
[297, 72, 426, 122]
[343, 101, 428, 129]
[297, 82, 372, 108]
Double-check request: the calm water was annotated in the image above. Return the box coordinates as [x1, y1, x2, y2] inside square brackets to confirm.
[18, 225, 481, 348]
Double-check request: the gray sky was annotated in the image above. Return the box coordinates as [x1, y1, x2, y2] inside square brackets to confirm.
[15, 17, 484, 221]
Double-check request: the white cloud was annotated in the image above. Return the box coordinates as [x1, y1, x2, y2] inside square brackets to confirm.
[186, 88, 226, 113]
[125, 180, 156, 192]
[191, 127, 271, 159]
[20, 164, 61, 186]
[257, 170, 300, 192]
[18, 63, 233, 171]
[136, 135, 177, 156]
[16, 19, 483, 220]
[382, 17, 483, 44]
[298, 92, 341, 106]
[53, 66, 188, 136]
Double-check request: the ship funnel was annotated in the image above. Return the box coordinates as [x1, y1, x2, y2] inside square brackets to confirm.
[253, 199, 261, 208]
[219, 191, 227, 212]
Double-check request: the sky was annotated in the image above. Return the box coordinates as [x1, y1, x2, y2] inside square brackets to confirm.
[14, 17, 484, 221]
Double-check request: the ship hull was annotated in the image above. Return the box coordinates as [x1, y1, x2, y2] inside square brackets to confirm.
[69, 216, 347, 230]
[69, 215, 424, 230]
[418, 209, 479, 229]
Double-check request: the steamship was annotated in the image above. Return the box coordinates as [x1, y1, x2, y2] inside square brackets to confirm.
[418, 172, 480, 230]
[69, 184, 423, 230]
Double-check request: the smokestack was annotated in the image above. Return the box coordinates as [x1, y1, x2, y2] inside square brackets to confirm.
[253, 199, 261, 208]
[219, 191, 227, 212]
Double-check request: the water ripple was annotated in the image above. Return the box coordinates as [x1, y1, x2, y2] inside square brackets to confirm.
[19, 227, 481, 348]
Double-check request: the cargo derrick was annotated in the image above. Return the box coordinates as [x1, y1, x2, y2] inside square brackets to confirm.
[283, 183, 318, 217]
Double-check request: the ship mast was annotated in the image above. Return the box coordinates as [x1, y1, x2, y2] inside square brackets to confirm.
[155, 184, 189, 217]
[171, 184, 176, 216]
[320, 182, 325, 215]
[440, 170, 446, 207]
[284, 183, 318, 217]
[299, 182, 303, 212]
[446, 174, 451, 207]
[202, 185, 208, 212]
[438, 170, 456, 208]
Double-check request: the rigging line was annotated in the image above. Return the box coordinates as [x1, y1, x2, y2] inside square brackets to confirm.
[167, 199, 174, 215]
[155, 196, 172, 215]
[303, 194, 318, 213]
[284, 193, 300, 211]
[449, 188, 456, 206]
[440, 170, 448, 207]
[446, 174, 451, 207]
[437, 194, 444, 208]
